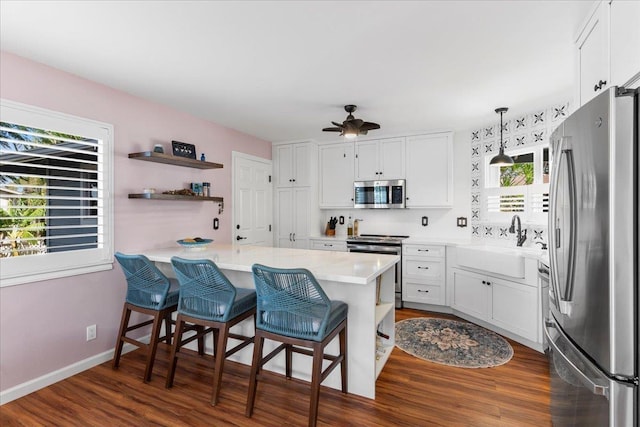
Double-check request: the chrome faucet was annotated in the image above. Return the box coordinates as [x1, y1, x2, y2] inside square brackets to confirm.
[509, 215, 527, 247]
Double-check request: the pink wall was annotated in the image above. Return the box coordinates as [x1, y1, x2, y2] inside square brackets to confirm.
[0, 51, 271, 392]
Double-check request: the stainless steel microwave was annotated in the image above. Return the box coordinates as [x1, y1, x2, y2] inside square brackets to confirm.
[354, 179, 406, 209]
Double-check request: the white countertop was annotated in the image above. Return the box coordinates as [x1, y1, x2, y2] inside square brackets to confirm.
[142, 243, 399, 285]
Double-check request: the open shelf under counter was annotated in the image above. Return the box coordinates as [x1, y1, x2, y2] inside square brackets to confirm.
[375, 302, 394, 325]
[375, 344, 394, 378]
[128, 193, 223, 202]
[128, 151, 223, 169]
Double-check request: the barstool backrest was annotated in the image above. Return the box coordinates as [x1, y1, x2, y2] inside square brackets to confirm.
[115, 252, 172, 309]
[171, 257, 237, 322]
[251, 264, 332, 340]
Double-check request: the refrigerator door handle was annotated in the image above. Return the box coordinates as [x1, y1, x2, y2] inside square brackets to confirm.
[548, 137, 566, 313]
[560, 147, 577, 311]
[544, 321, 610, 398]
[549, 142, 577, 315]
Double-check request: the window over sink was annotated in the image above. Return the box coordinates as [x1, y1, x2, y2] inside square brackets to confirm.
[483, 145, 549, 223]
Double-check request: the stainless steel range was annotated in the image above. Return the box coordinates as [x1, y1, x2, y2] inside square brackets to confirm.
[346, 234, 408, 308]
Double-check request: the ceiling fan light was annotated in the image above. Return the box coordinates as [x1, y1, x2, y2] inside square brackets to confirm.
[343, 131, 357, 139]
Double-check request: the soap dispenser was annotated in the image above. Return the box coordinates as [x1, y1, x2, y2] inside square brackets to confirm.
[347, 216, 353, 237]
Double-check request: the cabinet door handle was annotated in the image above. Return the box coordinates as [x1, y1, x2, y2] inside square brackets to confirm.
[594, 79, 607, 91]
[417, 266, 429, 269]
[289, 233, 293, 241]
[417, 249, 429, 252]
[417, 289, 430, 293]
[292, 233, 296, 242]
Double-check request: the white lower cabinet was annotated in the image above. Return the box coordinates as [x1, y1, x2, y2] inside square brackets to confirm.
[402, 244, 446, 305]
[450, 267, 538, 342]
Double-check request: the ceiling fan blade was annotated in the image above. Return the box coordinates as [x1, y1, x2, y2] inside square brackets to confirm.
[323, 105, 380, 136]
[359, 122, 380, 131]
[345, 118, 364, 128]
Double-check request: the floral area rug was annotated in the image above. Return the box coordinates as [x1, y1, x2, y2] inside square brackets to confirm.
[395, 317, 513, 368]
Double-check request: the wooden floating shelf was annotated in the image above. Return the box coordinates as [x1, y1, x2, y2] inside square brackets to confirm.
[128, 193, 224, 202]
[128, 151, 223, 169]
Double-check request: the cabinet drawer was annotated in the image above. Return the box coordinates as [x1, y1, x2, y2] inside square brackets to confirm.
[403, 282, 444, 305]
[403, 244, 445, 258]
[310, 240, 347, 252]
[404, 258, 443, 279]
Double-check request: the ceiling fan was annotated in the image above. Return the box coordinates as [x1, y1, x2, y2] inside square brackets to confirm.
[322, 105, 380, 138]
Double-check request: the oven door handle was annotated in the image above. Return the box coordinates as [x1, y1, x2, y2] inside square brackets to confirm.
[347, 245, 401, 254]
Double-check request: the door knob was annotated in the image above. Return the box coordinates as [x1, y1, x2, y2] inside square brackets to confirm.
[236, 235, 247, 241]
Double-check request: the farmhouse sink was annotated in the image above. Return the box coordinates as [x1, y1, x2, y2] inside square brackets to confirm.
[455, 245, 534, 278]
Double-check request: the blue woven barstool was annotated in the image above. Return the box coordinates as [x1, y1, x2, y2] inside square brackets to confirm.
[167, 257, 256, 406]
[113, 252, 181, 382]
[246, 264, 348, 427]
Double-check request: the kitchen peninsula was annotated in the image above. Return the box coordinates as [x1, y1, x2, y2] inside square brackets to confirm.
[142, 243, 399, 399]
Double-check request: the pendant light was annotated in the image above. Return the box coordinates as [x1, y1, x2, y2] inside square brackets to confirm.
[490, 107, 514, 166]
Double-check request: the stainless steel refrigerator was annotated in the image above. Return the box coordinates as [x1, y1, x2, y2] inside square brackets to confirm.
[545, 86, 638, 426]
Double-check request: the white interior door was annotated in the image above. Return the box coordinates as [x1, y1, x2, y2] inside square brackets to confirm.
[232, 152, 272, 246]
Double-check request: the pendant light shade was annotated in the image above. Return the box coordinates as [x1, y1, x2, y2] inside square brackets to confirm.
[490, 107, 514, 166]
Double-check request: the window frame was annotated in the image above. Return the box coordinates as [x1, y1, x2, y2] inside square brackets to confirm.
[0, 99, 114, 287]
[482, 143, 549, 224]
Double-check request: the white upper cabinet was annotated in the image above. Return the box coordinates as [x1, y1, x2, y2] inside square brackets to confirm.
[575, 1, 610, 106]
[405, 132, 453, 208]
[575, 0, 640, 106]
[319, 143, 355, 208]
[610, 0, 640, 88]
[274, 142, 314, 187]
[355, 137, 405, 181]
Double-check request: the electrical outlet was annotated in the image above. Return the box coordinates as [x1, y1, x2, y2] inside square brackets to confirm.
[86, 324, 97, 341]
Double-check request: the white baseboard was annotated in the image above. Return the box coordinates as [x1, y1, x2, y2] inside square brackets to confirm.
[1, 341, 142, 405]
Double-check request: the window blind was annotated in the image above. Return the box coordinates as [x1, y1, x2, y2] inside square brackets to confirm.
[0, 100, 113, 287]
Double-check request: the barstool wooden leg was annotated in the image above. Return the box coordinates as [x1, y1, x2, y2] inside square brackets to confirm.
[340, 324, 348, 393]
[143, 310, 163, 383]
[285, 344, 293, 379]
[211, 324, 229, 406]
[163, 313, 173, 344]
[309, 342, 324, 427]
[112, 304, 131, 369]
[166, 315, 186, 388]
[245, 331, 264, 417]
[197, 325, 205, 356]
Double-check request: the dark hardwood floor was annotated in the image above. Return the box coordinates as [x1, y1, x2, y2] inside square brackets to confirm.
[0, 309, 550, 426]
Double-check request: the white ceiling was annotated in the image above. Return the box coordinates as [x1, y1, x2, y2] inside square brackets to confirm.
[0, 1, 593, 143]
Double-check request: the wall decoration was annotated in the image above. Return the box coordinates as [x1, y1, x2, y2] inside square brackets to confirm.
[469, 100, 570, 247]
[171, 140, 197, 159]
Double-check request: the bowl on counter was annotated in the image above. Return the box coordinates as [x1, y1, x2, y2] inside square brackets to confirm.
[176, 238, 213, 250]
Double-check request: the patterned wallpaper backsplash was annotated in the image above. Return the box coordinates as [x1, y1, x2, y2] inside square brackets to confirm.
[469, 101, 570, 248]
